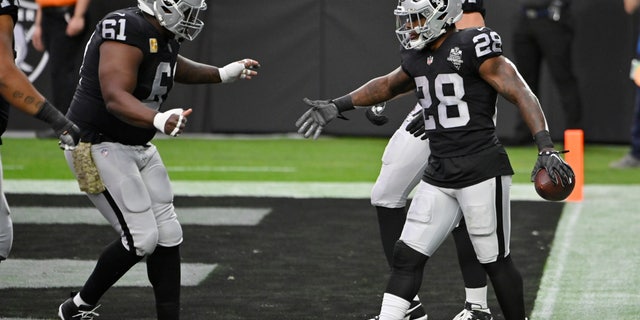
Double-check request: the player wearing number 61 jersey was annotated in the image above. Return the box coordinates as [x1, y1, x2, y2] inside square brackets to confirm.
[295, 0, 574, 319]
[58, 1, 260, 319]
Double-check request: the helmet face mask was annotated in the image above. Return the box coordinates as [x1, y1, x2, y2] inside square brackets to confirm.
[394, 0, 463, 50]
[138, 0, 207, 41]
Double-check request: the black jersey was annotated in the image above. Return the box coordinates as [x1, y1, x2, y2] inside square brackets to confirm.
[0, 0, 17, 144]
[401, 27, 514, 188]
[67, 7, 181, 145]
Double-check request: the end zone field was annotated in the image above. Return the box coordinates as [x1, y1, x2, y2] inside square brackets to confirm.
[0, 136, 638, 319]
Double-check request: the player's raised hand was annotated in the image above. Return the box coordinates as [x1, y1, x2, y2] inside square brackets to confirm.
[153, 108, 193, 137]
[219, 59, 261, 83]
[295, 98, 340, 139]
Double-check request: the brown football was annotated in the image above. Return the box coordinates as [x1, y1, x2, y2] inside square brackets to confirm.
[534, 168, 575, 201]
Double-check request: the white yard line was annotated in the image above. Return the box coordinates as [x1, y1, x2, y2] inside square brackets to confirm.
[4, 179, 542, 200]
[0, 259, 216, 289]
[10, 206, 270, 226]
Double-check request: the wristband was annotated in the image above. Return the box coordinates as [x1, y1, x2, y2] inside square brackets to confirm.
[34, 101, 70, 134]
[533, 130, 554, 151]
[331, 95, 356, 113]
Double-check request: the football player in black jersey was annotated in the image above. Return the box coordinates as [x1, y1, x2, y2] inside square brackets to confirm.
[0, 0, 79, 264]
[364, 1, 494, 320]
[295, 0, 574, 319]
[56, 0, 260, 319]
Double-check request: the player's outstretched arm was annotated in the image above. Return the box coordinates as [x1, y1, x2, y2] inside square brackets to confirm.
[175, 55, 260, 84]
[295, 67, 414, 138]
[0, 15, 79, 150]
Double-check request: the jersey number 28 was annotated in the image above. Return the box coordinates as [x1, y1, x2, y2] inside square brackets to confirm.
[416, 73, 469, 130]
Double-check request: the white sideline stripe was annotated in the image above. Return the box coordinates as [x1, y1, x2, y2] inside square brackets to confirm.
[0, 259, 216, 289]
[530, 185, 640, 319]
[166, 166, 296, 172]
[9, 207, 270, 226]
[531, 202, 583, 319]
[3, 179, 543, 200]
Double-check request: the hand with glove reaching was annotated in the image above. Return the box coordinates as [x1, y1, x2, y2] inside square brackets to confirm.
[405, 110, 428, 140]
[295, 95, 355, 139]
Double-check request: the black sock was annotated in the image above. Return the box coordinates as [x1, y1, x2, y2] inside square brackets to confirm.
[376, 206, 407, 268]
[147, 245, 181, 320]
[80, 240, 143, 305]
[483, 255, 525, 320]
[452, 219, 487, 288]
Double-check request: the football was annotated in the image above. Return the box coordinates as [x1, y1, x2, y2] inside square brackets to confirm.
[534, 168, 575, 201]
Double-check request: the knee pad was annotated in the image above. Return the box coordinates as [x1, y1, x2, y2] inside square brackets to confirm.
[0, 211, 12, 260]
[157, 219, 183, 247]
[129, 228, 159, 256]
[392, 241, 429, 273]
[386, 241, 429, 300]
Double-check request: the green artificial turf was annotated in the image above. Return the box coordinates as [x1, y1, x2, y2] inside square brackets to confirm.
[1, 136, 638, 184]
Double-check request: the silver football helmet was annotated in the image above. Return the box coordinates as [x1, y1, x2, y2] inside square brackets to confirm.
[138, 0, 207, 41]
[394, 0, 463, 50]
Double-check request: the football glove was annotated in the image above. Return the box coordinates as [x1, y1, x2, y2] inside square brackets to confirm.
[530, 150, 575, 186]
[405, 111, 428, 140]
[365, 103, 389, 126]
[34, 101, 80, 150]
[58, 124, 80, 151]
[295, 98, 344, 139]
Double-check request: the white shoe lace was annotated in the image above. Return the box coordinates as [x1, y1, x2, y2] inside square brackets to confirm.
[73, 304, 101, 319]
[451, 306, 491, 320]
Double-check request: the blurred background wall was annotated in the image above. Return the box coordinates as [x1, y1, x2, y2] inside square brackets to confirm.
[9, 0, 637, 144]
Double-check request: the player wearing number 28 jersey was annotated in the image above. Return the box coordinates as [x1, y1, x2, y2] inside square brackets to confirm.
[401, 27, 514, 188]
[295, 0, 574, 319]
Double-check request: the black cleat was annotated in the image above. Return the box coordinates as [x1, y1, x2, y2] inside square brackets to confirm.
[58, 297, 100, 320]
[452, 301, 493, 320]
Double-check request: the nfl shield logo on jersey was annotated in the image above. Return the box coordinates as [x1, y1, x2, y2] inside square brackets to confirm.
[447, 47, 463, 70]
[426, 56, 434, 65]
[13, 1, 49, 82]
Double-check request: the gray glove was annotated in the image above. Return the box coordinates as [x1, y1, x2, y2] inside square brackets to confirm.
[295, 98, 340, 139]
[34, 102, 80, 150]
[530, 150, 575, 186]
[365, 103, 389, 126]
[405, 111, 428, 140]
[59, 124, 80, 151]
